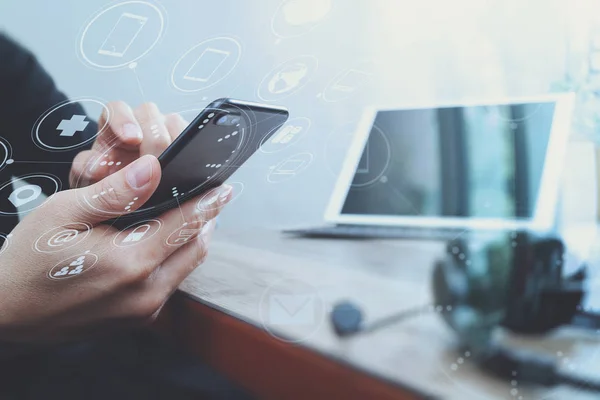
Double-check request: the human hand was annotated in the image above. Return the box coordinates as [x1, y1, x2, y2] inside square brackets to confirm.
[69, 101, 188, 188]
[0, 155, 232, 344]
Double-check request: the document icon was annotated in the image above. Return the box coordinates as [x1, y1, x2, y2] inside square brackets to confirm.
[269, 294, 315, 325]
[183, 48, 230, 82]
[98, 13, 148, 57]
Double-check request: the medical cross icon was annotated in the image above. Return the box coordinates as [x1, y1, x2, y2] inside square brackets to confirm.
[56, 115, 90, 137]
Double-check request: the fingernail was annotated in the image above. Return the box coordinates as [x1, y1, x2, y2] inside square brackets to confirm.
[123, 123, 143, 141]
[218, 184, 233, 203]
[200, 219, 214, 235]
[203, 192, 220, 206]
[126, 156, 154, 189]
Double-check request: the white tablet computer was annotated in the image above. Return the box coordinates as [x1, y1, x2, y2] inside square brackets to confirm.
[324, 94, 575, 232]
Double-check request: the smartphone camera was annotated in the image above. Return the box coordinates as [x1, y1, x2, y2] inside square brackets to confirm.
[216, 114, 241, 126]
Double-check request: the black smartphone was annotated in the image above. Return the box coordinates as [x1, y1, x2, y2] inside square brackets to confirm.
[109, 98, 289, 228]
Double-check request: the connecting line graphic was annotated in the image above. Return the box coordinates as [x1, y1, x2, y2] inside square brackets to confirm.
[130, 64, 147, 104]
[175, 195, 186, 224]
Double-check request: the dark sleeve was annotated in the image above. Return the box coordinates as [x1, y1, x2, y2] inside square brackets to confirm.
[0, 34, 99, 356]
[0, 33, 98, 234]
[0, 33, 97, 190]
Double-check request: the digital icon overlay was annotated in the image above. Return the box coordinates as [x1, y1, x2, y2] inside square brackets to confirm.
[113, 219, 161, 247]
[165, 220, 210, 247]
[0, 233, 10, 256]
[33, 98, 109, 151]
[34, 222, 92, 253]
[79, 1, 165, 70]
[0, 174, 60, 216]
[97, 12, 148, 58]
[56, 115, 90, 137]
[267, 153, 314, 184]
[0, 137, 12, 172]
[48, 252, 99, 280]
[171, 37, 242, 93]
[260, 117, 311, 154]
[321, 62, 376, 103]
[259, 278, 326, 343]
[271, 0, 333, 40]
[257, 56, 318, 102]
[349, 125, 391, 188]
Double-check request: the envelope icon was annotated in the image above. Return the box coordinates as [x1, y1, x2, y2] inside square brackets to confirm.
[269, 294, 315, 325]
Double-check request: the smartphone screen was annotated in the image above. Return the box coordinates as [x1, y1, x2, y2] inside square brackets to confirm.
[110, 99, 288, 225]
[98, 12, 148, 57]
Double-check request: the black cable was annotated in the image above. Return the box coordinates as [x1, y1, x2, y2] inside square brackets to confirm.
[361, 304, 433, 334]
[480, 346, 600, 393]
[557, 372, 600, 392]
[330, 302, 432, 337]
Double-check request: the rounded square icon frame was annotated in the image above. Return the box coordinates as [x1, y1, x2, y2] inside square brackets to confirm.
[32, 98, 110, 152]
[77, 0, 167, 71]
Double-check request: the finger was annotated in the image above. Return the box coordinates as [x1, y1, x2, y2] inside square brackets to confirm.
[134, 103, 171, 157]
[69, 150, 97, 188]
[69, 147, 140, 188]
[117, 184, 232, 279]
[51, 154, 161, 226]
[154, 218, 216, 295]
[164, 113, 188, 142]
[95, 101, 143, 151]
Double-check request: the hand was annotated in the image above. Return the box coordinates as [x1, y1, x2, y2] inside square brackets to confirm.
[69, 101, 188, 188]
[0, 155, 233, 344]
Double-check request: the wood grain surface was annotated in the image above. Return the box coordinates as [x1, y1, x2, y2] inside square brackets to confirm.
[163, 227, 600, 400]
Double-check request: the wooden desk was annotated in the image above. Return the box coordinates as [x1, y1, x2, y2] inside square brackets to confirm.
[161, 228, 600, 400]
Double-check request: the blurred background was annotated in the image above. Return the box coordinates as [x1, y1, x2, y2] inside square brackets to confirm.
[0, 0, 598, 233]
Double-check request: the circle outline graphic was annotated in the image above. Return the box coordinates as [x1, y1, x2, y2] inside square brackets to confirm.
[267, 152, 314, 184]
[48, 252, 99, 280]
[195, 181, 245, 214]
[0, 137, 12, 171]
[34, 222, 92, 254]
[165, 220, 205, 247]
[259, 117, 311, 154]
[0, 233, 10, 256]
[32, 98, 110, 151]
[78, 0, 166, 70]
[112, 219, 162, 247]
[270, 0, 334, 40]
[257, 55, 319, 102]
[258, 278, 326, 344]
[350, 125, 391, 188]
[0, 174, 61, 216]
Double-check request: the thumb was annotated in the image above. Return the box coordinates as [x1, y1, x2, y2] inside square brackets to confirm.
[57, 154, 161, 226]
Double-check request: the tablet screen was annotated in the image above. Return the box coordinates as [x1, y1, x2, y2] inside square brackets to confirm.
[340, 102, 557, 220]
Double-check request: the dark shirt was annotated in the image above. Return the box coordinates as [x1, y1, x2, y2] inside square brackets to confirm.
[0, 33, 97, 239]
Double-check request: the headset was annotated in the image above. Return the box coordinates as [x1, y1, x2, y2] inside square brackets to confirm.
[329, 230, 600, 392]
